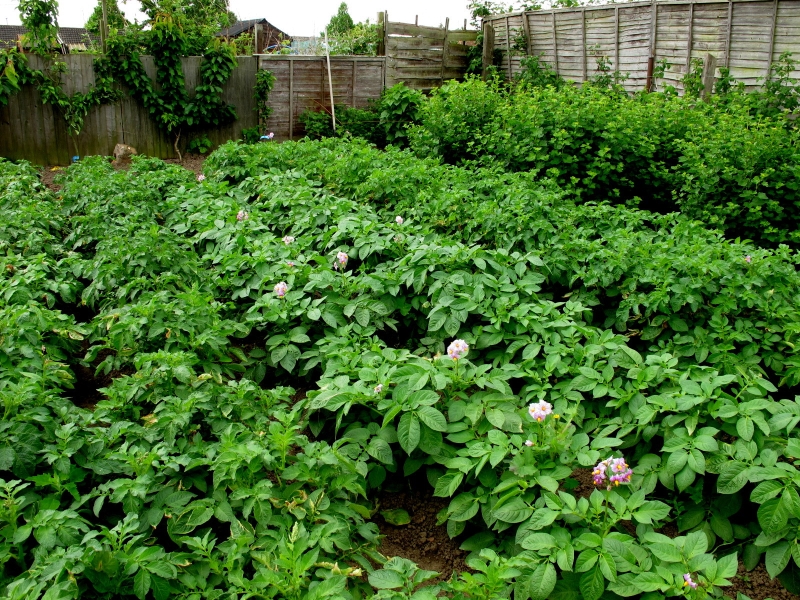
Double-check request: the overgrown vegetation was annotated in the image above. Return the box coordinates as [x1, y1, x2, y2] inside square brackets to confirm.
[2, 0, 238, 157]
[299, 84, 424, 146]
[3, 130, 800, 597]
[301, 54, 800, 247]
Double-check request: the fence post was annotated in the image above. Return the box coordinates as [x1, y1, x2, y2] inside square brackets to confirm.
[701, 53, 717, 99]
[441, 18, 450, 87]
[766, 0, 778, 80]
[521, 12, 531, 57]
[482, 22, 495, 80]
[504, 16, 512, 76]
[100, 0, 108, 53]
[645, 55, 655, 92]
[581, 8, 587, 83]
[377, 12, 386, 56]
[552, 12, 559, 74]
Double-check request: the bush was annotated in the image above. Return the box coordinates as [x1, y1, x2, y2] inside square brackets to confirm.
[407, 77, 800, 245]
[298, 83, 425, 148]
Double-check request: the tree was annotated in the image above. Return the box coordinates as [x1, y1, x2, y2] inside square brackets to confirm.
[136, 0, 236, 54]
[18, 0, 59, 55]
[324, 2, 354, 36]
[85, 0, 128, 36]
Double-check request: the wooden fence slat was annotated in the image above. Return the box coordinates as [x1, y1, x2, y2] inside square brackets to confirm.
[484, 0, 800, 95]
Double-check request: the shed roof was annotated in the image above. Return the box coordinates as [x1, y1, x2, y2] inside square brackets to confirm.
[217, 19, 290, 40]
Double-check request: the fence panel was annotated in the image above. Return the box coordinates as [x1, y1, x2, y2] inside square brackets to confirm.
[384, 18, 479, 92]
[0, 54, 260, 165]
[484, 0, 800, 93]
[259, 56, 385, 140]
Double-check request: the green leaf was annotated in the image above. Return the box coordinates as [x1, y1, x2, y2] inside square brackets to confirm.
[598, 550, 617, 582]
[633, 572, 667, 592]
[397, 412, 420, 455]
[737, 418, 755, 441]
[369, 569, 405, 589]
[521, 533, 557, 551]
[766, 541, 792, 578]
[150, 575, 172, 600]
[751, 480, 783, 504]
[743, 544, 761, 571]
[416, 406, 447, 432]
[711, 513, 734, 542]
[632, 501, 670, 524]
[494, 499, 534, 524]
[433, 472, 463, 497]
[579, 566, 605, 600]
[367, 438, 394, 464]
[649, 542, 682, 563]
[380, 509, 410, 526]
[717, 552, 738, 579]
[134, 569, 151, 600]
[758, 498, 789, 534]
[717, 462, 750, 494]
[530, 562, 557, 600]
[675, 464, 696, 491]
[448, 493, 480, 522]
[683, 531, 708, 559]
[527, 506, 558, 529]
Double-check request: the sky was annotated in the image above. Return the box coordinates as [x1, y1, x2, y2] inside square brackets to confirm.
[0, 0, 473, 35]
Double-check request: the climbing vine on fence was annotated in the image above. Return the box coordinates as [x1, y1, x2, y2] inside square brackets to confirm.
[102, 15, 238, 158]
[4, 0, 239, 158]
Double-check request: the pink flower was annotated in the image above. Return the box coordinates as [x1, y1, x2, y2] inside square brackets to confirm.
[745, 255, 752, 263]
[527, 400, 553, 422]
[197, 174, 205, 182]
[287, 261, 295, 267]
[274, 282, 288, 297]
[525, 439, 534, 447]
[282, 236, 295, 245]
[237, 210, 248, 221]
[447, 339, 469, 360]
[374, 384, 383, 393]
[593, 456, 633, 489]
[395, 216, 404, 225]
[683, 573, 698, 589]
[334, 251, 348, 269]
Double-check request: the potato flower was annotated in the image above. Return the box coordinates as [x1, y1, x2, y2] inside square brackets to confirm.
[447, 339, 469, 360]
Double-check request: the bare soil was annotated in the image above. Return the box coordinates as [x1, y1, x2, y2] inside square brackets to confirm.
[38, 153, 206, 193]
[567, 467, 596, 499]
[40, 165, 64, 192]
[165, 153, 206, 176]
[726, 563, 800, 600]
[375, 488, 468, 583]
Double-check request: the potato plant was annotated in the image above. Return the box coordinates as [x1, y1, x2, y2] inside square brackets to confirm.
[0, 135, 799, 600]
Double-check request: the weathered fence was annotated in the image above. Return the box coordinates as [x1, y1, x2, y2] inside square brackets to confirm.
[0, 54, 258, 165]
[260, 56, 385, 139]
[0, 16, 478, 165]
[382, 14, 479, 92]
[483, 0, 800, 93]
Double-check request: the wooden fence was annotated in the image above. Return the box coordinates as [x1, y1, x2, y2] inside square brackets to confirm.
[382, 14, 479, 92]
[0, 16, 478, 165]
[483, 0, 800, 93]
[0, 54, 258, 165]
[260, 56, 385, 139]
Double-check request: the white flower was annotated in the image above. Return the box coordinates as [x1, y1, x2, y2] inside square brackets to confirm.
[447, 339, 469, 360]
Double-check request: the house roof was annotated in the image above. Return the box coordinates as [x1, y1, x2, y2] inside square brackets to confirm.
[0, 24, 99, 49]
[217, 19, 290, 40]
